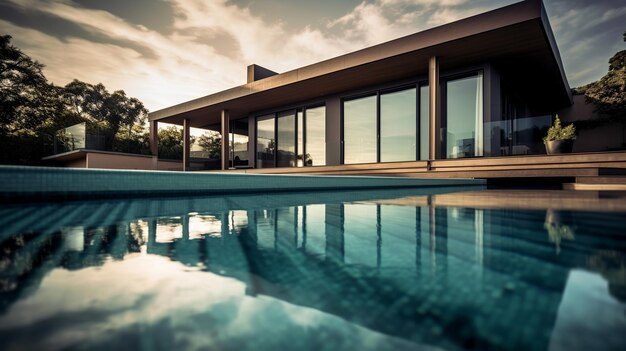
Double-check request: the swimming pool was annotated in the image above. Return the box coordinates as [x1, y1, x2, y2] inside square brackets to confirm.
[0, 187, 625, 350]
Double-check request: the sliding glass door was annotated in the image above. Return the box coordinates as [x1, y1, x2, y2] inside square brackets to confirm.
[256, 106, 326, 168]
[343, 86, 421, 164]
[277, 111, 296, 167]
[256, 115, 275, 168]
[343, 95, 377, 164]
[380, 88, 416, 162]
[443, 72, 483, 158]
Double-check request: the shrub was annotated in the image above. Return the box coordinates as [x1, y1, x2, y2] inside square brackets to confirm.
[543, 115, 576, 142]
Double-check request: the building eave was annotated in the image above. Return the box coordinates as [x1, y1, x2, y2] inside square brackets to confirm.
[149, 0, 570, 127]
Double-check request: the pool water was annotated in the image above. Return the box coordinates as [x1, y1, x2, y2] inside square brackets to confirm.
[0, 188, 625, 350]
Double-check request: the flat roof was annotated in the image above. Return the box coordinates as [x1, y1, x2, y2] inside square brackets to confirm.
[149, 0, 571, 128]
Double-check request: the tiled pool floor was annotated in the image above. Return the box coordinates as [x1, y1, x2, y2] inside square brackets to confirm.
[0, 188, 625, 350]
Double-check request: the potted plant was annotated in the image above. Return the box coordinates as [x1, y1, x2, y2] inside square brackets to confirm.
[543, 115, 576, 154]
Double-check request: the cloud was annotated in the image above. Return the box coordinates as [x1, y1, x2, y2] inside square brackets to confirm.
[0, 0, 622, 112]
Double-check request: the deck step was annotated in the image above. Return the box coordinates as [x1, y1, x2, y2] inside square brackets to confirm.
[564, 183, 626, 191]
[575, 176, 626, 184]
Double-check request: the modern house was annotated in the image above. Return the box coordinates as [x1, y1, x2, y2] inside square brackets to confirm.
[48, 0, 626, 183]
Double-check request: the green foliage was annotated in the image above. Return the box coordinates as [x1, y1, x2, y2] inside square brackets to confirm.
[0, 35, 150, 165]
[577, 30, 626, 127]
[62, 79, 148, 150]
[544, 115, 576, 142]
[158, 126, 195, 160]
[197, 132, 221, 159]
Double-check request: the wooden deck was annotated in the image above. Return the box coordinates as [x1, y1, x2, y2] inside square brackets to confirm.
[216, 152, 626, 182]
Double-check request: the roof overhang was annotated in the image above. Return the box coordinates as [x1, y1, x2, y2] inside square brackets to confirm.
[149, 0, 571, 128]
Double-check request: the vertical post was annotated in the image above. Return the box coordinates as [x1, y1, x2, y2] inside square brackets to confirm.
[429, 56, 441, 160]
[150, 120, 158, 170]
[183, 118, 190, 171]
[149, 120, 158, 156]
[221, 109, 230, 170]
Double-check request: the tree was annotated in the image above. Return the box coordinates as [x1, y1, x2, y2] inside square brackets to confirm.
[1, 35, 150, 165]
[61, 80, 148, 150]
[0, 34, 49, 134]
[577, 31, 626, 127]
[197, 132, 222, 159]
[157, 126, 195, 160]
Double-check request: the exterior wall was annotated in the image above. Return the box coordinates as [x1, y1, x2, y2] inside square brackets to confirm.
[86, 152, 155, 170]
[559, 95, 625, 152]
[326, 96, 341, 166]
[64, 158, 87, 168]
[157, 159, 183, 171]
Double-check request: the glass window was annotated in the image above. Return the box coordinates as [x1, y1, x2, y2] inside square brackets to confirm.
[256, 115, 275, 168]
[419, 85, 429, 160]
[445, 72, 483, 159]
[297, 110, 304, 167]
[305, 106, 326, 166]
[344, 95, 377, 164]
[277, 111, 296, 167]
[380, 88, 416, 162]
[231, 119, 249, 167]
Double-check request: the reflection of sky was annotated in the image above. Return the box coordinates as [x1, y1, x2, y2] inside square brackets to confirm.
[2, 194, 626, 350]
[549, 270, 626, 351]
[0, 255, 424, 351]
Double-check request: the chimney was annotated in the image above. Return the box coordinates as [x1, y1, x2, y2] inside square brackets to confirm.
[247, 64, 278, 83]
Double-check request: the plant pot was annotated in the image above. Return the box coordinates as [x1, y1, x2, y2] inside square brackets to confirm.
[545, 139, 573, 154]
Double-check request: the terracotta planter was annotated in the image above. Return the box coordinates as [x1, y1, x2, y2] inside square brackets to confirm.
[545, 139, 573, 154]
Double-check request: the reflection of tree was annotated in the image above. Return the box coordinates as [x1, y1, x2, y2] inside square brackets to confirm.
[544, 209, 575, 255]
[587, 251, 626, 303]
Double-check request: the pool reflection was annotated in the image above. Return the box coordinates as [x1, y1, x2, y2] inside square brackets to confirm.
[1, 193, 625, 351]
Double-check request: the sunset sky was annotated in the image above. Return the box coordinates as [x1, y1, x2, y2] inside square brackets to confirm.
[1, 0, 624, 112]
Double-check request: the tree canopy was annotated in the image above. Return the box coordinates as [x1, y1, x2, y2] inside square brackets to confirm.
[577, 31, 626, 125]
[0, 35, 151, 164]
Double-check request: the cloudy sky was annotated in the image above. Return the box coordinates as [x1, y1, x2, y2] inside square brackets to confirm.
[1, 0, 624, 112]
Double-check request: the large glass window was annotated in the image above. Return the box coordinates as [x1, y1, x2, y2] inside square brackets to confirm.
[305, 106, 326, 166]
[380, 88, 416, 162]
[344, 95, 377, 164]
[444, 72, 483, 159]
[277, 111, 296, 167]
[297, 111, 304, 166]
[419, 85, 429, 160]
[255, 105, 326, 168]
[230, 119, 249, 167]
[256, 115, 275, 168]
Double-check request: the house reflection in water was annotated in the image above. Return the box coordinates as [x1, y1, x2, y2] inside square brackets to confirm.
[1, 197, 625, 350]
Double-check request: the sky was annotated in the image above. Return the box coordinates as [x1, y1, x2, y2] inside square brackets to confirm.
[0, 0, 624, 112]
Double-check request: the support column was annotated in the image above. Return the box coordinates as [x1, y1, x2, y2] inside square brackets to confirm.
[150, 120, 158, 170]
[149, 120, 158, 156]
[429, 56, 441, 160]
[221, 109, 230, 170]
[183, 118, 190, 171]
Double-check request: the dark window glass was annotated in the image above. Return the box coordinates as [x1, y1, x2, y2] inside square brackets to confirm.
[256, 115, 275, 168]
[445, 73, 483, 159]
[297, 110, 304, 167]
[231, 119, 249, 167]
[344, 96, 377, 164]
[419, 85, 429, 160]
[380, 88, 416, 162]
[277, 111, 296, 167]
[305, 106, 326, 166]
